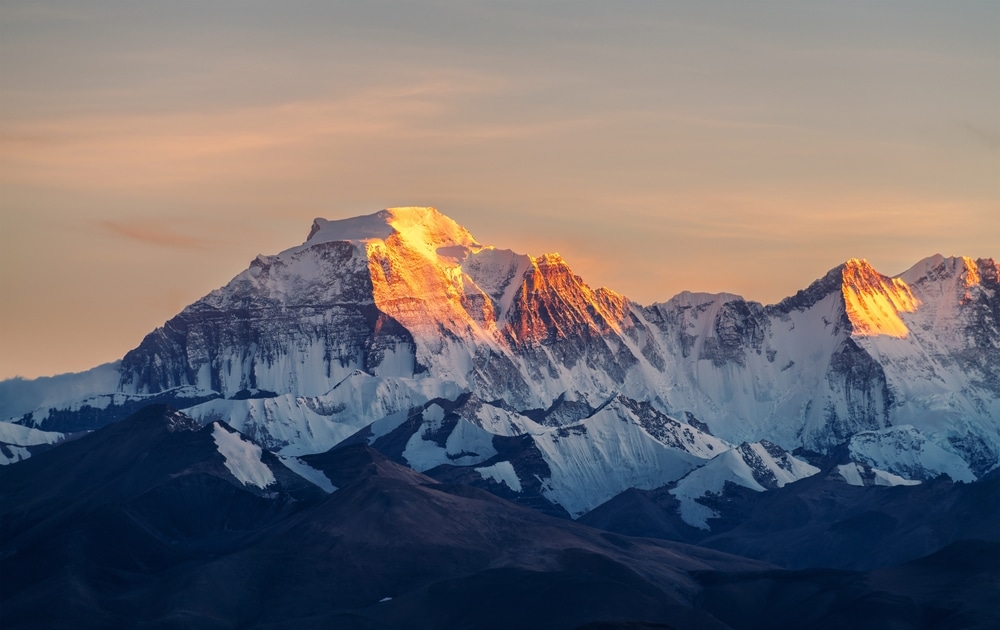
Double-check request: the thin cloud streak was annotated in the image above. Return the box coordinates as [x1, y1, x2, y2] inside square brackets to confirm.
[102, 220, 213, 250]
[963, 123, 1000, 154]
[0, 76, 521, 190]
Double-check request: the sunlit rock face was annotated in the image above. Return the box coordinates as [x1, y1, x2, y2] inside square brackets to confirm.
[361, 208, 488, 348]
[840, 258, 918, 338]
[5, 209, 999, 491]
[503, 253, 629, 347]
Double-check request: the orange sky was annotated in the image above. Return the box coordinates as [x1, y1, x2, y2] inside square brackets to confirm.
[1, 1, 998, 380]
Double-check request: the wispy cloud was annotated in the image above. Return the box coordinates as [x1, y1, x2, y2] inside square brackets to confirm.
[102, 220, 212, 249]
[0, 75, 513, 191]
[964, 123, 1000, 154]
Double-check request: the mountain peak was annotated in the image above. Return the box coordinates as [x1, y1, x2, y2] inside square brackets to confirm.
[534, 252, 565, 265]
[898, 254, 989, 289]
[307, 211, 395, 244]
[840, 258, 918, 338]
[306, 207, 481, 254]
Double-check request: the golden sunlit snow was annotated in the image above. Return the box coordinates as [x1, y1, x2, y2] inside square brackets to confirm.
[841, 259, 918, 338]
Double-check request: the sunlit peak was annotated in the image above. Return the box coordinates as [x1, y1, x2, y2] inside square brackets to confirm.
[961, 256, 981, 288]
[534, 252, 566, 266]
[841, 259, 919, 338]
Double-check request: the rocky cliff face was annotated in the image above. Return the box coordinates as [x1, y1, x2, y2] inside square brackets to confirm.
[119, 238, 417, 397]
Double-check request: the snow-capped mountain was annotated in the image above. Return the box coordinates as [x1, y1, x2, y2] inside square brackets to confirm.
[1, 207, 997, 520]
[638, 256, 1000, 469]
[669, 441, 820, 529]
[341, 392, 731, 517]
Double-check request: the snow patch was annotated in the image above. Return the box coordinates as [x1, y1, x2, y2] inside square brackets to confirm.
[849, 425, 975, 482]
[836, 462, 920, 487]
[306, 213, 396, 245]
[212, 423, 276, 489]
[0, 421, 63, 447]
[279, 456, 336, 493]
[0, 445, 31, 465]
[475, 461, 522, 492]
[0, 422, 65, 466]
[401, 403, 498, 471]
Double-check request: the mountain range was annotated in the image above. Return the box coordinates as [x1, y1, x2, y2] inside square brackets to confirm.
[1, 207, 997, 628]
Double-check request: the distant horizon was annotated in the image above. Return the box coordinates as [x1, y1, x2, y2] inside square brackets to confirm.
[2, 1, 998, 379]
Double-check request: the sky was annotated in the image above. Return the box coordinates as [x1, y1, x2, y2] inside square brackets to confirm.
[1, 0, 998, 380]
